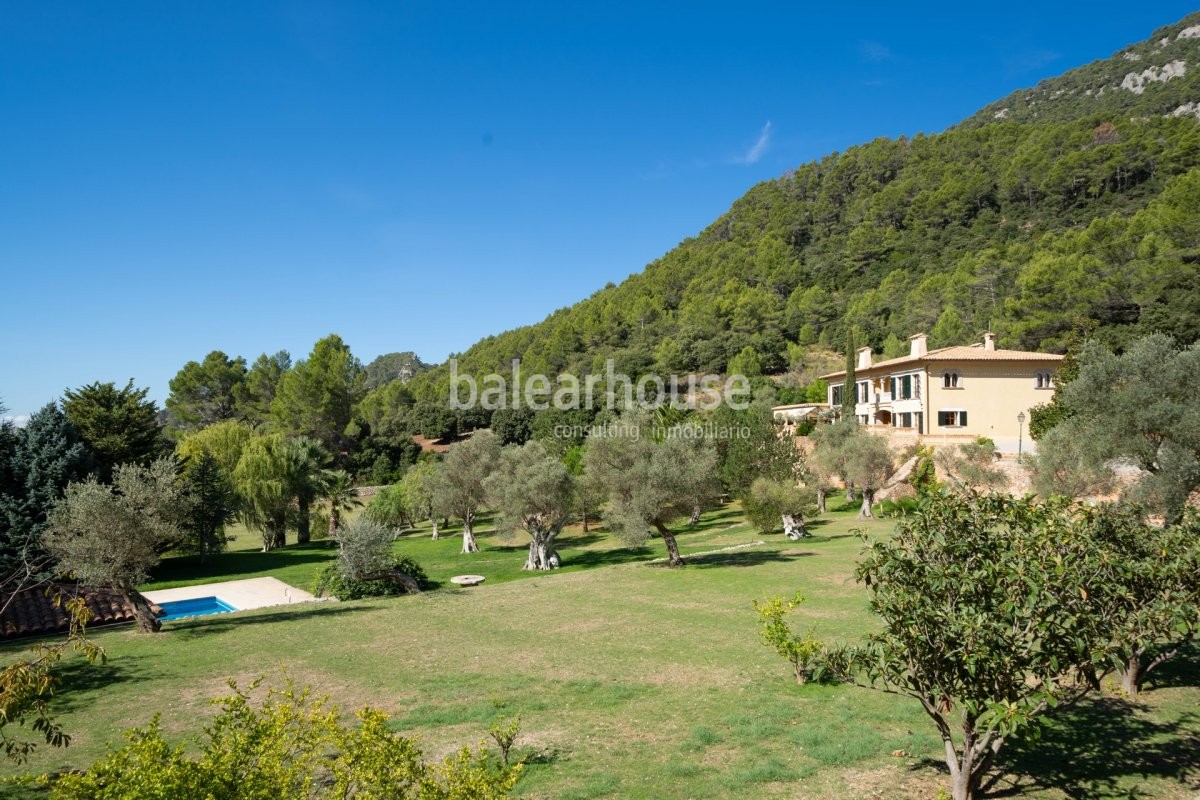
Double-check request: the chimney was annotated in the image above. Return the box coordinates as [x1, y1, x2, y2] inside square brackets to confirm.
[909, 332, 927, 358]
[856, 347, 873, 370]
[983, 332, 996, 351]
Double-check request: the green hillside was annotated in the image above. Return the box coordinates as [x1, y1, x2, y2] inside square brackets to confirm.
[407, 10, 1200, 401]
[962, 12, 1200, 127]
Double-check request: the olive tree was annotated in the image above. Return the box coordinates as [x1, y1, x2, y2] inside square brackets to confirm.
[364, 482, 411, 534]
[807, 419, 858, 513]
[823, 492, 1116, 800]
[1034, 335, 1200, 523]
[331, 516, 421, 594]
[431, 430, 501, 554]
[936, 438, 1006, 492]
[841, 429, 894, 518]
[44, 459, 186, 633]
[1030, 424, 1116, 500]
[744, 477, 815, 539]
[400, 460, 440, 538]
[484, 441, 574, 570]
[583, 414, 721, 567]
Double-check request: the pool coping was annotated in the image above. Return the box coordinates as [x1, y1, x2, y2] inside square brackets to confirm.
[142, 577, 321, 616]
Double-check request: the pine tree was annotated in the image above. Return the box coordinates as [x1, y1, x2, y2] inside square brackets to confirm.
[165, 351, 247, 434]
[62, 380, 166, 482]
[0, 404, 92, 574]
[270, 336, 364, 456]
[234, 351, 291, 425]
[181, 451, 237, 562]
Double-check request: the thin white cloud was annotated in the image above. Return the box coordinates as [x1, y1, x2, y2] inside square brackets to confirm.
[2, 415, 30, 428]
[1004, 48, 1061, 73]
[859, 40, 891, 62]
[736, 121, 772, 165]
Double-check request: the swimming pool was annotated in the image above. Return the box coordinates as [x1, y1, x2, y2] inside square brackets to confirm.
[158, 596, 238, 621]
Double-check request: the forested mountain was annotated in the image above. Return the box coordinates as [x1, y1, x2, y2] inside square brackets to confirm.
[963, 14, 1200, 127]
[406, 11, 1200, 401]
[363, 352, 429, 390]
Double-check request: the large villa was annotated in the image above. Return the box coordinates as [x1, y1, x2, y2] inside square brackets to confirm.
[820, 332, 1064, 455]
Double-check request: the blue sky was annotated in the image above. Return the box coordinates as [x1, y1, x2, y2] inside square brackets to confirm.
[2, 2, 1196, 419]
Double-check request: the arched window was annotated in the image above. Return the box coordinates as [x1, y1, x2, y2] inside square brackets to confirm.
[942, 371, 961, 389]
[1035, 372, 1054, 389]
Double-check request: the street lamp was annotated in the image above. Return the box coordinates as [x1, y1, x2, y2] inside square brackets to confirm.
[1017, 411, 1026, 460]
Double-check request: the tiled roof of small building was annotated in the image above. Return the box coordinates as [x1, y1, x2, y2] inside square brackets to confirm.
[0, 582, 159, 640]
[821, 343, 1063, 380]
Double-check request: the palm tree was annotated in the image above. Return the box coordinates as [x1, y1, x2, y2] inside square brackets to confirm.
[282, 437, 330, 545]
[323, 469, 361, 537]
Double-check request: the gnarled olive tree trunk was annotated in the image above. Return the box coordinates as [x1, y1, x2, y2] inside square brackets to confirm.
[461, 513, 480, 554]
[357, 568, 422, 594]
[816, 488, 827, 514]
[687, 504, 702, 526]
[782, 514, 809, 540]
[858, 488, 876, 518]
[430, 516, 440, 540]
[122, 586, 162, 633]
[522, 530, 561, 570]
[653, 521, 685, 567]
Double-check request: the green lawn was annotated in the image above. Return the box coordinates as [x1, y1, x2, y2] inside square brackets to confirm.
[3, 503, 1198, 798]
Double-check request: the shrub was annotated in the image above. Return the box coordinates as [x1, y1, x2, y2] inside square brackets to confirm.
[45, 676, 520, 799]
[908, 445, 938, 495]
[743, 478, 815, 537]
[752, 593, 823, 684]
[879, 497, 920, 517]
[313, 555, 428, 601]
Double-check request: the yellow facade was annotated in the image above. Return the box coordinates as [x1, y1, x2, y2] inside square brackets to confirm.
[822, 333, 1062, 455]
[920, 361, 1056, 453]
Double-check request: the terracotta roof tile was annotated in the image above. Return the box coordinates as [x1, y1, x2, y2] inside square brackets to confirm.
[0, 582, 160, 640]
[820, 344, 1063, 379]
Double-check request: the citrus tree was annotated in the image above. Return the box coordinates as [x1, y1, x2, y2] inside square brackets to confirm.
[824, 492, 1117, 800]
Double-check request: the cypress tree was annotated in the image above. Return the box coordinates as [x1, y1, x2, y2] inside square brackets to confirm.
[841, 327, 858, 421]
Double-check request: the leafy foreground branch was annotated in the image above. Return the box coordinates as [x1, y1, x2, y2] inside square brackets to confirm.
[822, 492, 1120, 800]
[0, 592, 104, 764]
[40, 676, 521, 800]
